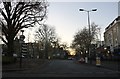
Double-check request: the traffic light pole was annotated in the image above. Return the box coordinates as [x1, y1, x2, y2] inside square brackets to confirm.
[19, 30, 25, 68]
[19, 43, 22, 68]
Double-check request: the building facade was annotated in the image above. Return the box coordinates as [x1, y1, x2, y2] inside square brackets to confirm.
[104, 16, 120, 54]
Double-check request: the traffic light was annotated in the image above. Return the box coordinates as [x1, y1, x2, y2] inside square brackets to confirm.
[21, 43, 27, 53]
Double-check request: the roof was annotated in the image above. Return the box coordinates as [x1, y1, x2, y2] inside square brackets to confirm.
[105, 16, 120, 31]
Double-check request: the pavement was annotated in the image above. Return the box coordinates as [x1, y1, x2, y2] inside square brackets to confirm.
[84, 60, 120, 71]
[2, 58, 50, 72]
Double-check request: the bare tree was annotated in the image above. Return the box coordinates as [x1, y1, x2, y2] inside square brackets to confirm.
[35, 24, 57, 59]
[72, 27, 89, 56]
[72, 22, 99, 56]
[0, 1, 48, 56]
[60, 42, 68, 50]
[90, 22, 99, 43]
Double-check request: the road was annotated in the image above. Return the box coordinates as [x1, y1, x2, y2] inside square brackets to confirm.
[2, 59, 120, 77]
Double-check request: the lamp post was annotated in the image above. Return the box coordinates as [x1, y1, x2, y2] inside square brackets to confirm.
[79, 8, 97, 63]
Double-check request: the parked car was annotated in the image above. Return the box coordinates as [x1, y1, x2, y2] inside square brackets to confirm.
[68, 57, 73, 60]
[78, 57, 85, 63]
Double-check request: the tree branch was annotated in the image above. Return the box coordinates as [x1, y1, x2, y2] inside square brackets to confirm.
[0, 36, 7, 44]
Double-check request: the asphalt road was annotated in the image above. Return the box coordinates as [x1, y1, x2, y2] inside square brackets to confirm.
[2, 59, 120, 77]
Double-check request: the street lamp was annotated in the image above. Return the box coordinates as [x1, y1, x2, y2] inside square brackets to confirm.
[79, 8, 97, 63]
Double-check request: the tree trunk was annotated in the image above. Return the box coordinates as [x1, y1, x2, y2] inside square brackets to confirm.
[44, 37, 48, 59]
[6, 38, 14, 57]
[45, 44, 48, 59]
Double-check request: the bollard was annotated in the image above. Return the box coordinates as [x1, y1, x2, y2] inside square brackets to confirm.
[85, 57, 88, 63]
[48, 56, 51, 60]
[96, 57, 101, 67]
[37, 56, 39, 59]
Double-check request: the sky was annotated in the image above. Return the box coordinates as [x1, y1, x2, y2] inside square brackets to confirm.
[45, 2, 118, 46]
[23, 1, 119, 47]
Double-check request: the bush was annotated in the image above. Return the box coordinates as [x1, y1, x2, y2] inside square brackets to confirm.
[2, 56, 17, 64]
